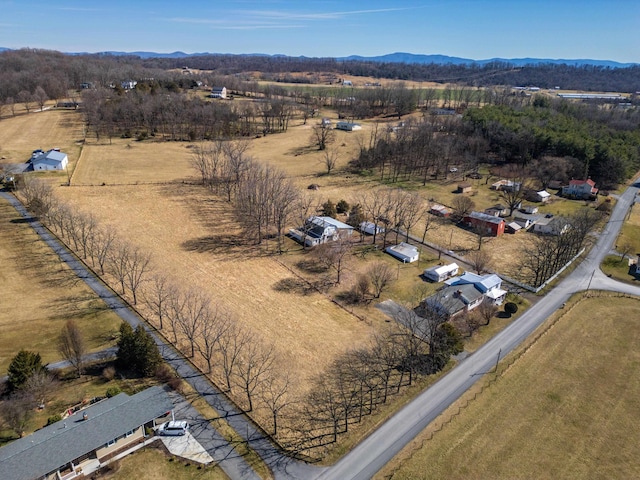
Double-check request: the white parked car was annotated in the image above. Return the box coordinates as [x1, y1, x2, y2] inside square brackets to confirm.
[158, 420, 189, 436]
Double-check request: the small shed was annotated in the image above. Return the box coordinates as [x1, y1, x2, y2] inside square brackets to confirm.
[457, 182, 473, 194]
[359, 221, 385, 235]
[424, 262, 459, 282]
[484, 204, 508, 217]
[430, 204, 451, 217]
[535, 190, 551, 202]
[386, 242, 419, 263]
[521, 204, 539, 214]
[506, 222, 522, 234]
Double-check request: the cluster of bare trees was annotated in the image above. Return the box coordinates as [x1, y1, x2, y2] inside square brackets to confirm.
[191, 140, 304, 252]
[292, 307, 462, 452]
[356, 187, 430, 247]
[350, 116, 488, 184]
[520, 209, 603, 287]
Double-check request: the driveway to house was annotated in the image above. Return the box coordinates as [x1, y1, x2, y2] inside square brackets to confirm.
[3, 181, 640, 480]
[0, 192, 314, 480]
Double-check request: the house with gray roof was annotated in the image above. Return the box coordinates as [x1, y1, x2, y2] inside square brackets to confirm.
[445, 272, 508, 305]
[0, 386, 173, 480]
[420, 283, 484, 318]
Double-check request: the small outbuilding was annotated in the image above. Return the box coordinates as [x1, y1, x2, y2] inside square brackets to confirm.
[457, 182, 473, 194]
[31, 149, 68, 171]
[430, 204, 451, 217]
[424, 262, 459, 282]
[386, 242, 419, 263]
[335, 121, 362, 131]
[535, 190, 551, 202]
[359, 221, 385, 235]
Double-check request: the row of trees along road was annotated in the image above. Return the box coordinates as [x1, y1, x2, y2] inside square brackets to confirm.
[17, 176, 470, 452]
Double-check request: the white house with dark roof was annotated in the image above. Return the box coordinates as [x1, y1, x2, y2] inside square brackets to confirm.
[209, 86, 227, 99]
[0, 386, 173, 480]
[289, 216, 354, 247]
[31, 150, 68, 171]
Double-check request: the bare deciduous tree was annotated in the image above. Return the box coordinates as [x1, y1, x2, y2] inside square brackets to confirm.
[320, 147, 339, 174]
[108, 241, 130, 295]
[367, 261, 395, 298]
[145, 275, 172, 330]
[196, 305, 229, 374]
[259, 370, 292, 436]
[477, 301, 498, 326]
[22, 370, 57, 408]
[310, 123, 335, 151]
[125, 246, 152, 305]
[467, 249, 493, 274]
[219, 322, 252, 393]
[452, 196, 475, 222]
[234, 340, 275, 412]
[314, 236, 352, 285]
[58, 320, 86, 378]
[0, 392, 33, 438]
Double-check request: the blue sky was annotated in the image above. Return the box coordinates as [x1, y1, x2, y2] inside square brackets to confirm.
[1, 0, 638, 62]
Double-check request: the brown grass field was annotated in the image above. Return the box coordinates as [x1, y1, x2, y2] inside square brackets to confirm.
[4, 109, 589, 386]
[376, 294, 640, 480]
[0, 196, 122, 374]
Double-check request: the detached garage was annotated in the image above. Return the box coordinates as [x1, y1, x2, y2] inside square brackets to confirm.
[386, 242, 419, 263]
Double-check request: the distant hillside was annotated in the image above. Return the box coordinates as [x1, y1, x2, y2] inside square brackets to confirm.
[0, 47, 635, 68]
[340, 52, 637, 68]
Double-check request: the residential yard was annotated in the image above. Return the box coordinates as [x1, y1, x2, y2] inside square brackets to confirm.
[103, 446, 229, 480]
[0, 196, 122, 374]
[376, 294, 640, 480]
[0, 362, 157, 446]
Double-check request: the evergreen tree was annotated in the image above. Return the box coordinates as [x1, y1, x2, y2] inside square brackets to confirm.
[7, 350, 48, 392]
[116, 323, 162, 376]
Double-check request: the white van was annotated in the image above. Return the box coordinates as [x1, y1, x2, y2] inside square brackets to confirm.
[158, 420, 189, 436]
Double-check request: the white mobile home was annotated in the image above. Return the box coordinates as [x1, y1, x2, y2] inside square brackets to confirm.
[424, 263, 459, 282]
[336, 121, 362, 131]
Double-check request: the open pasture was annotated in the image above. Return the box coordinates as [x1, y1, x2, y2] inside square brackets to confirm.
[0, 196, 122, 374]
[56, 183, 374, 389]
[72, 140, 199, 185]
[0, 109, 84, 166]
[377, 295, 640, 480]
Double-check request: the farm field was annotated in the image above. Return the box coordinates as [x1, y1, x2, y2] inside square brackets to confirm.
[56, 182, 375, 390]
[377, 295, 640, 480]
[0, 195, 122, 374]
[0, 108, 84, 170]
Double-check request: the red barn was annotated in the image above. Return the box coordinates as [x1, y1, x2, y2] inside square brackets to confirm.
[464, 211, 505, 237]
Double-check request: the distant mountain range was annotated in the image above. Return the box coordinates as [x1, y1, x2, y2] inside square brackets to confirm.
[0, 47, 635, 68]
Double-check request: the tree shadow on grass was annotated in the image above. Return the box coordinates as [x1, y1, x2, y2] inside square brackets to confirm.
[273, 277, 316, 296]
[295, 259, 328, 274]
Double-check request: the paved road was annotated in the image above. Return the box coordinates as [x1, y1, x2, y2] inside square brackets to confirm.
[0, 192, 269, 480]
[315, 184, 640, 480]
[4, 182, 639, 480]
